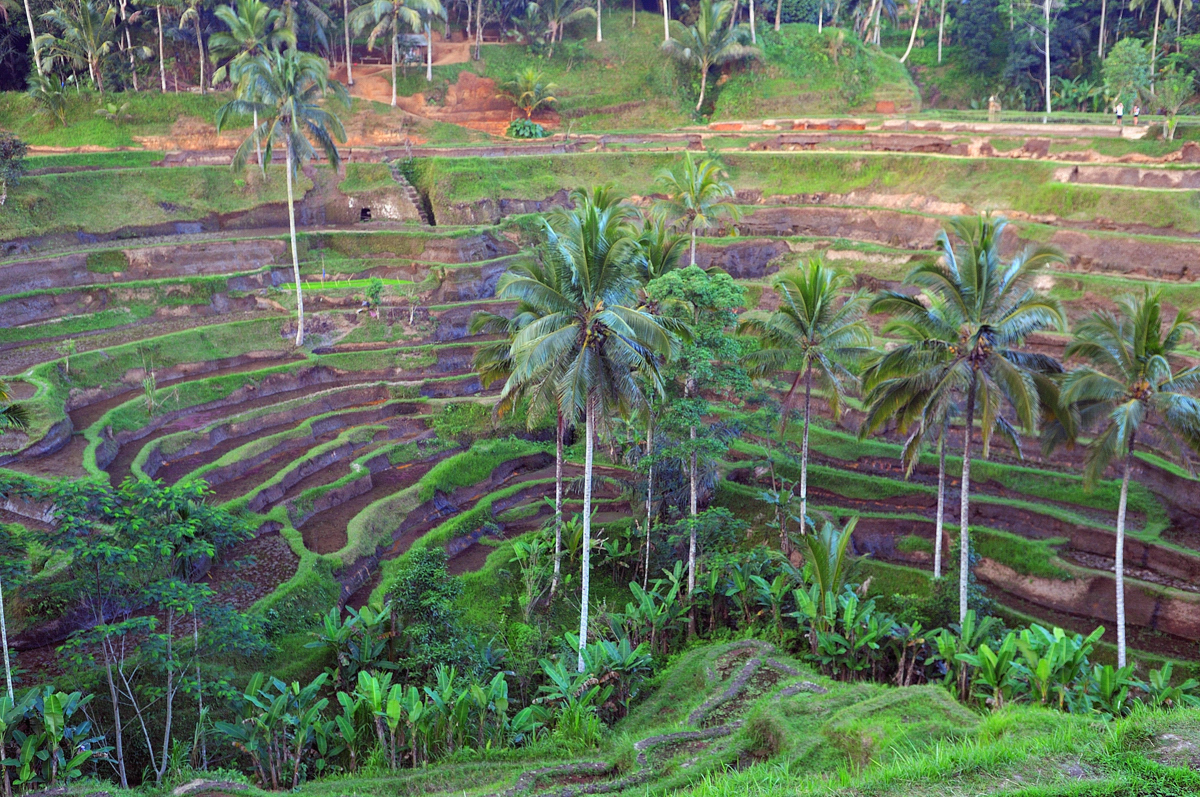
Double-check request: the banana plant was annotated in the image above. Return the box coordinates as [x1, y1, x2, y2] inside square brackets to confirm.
[1141, 662, 1200, 709]
[751, 572, 793, 643]
[957, 632, 1019, 711]
[17, 690, 103, 788]
[724, 559, 759, 627]
[931, 610, 998, 703]
[1089, 663, 1138, 717]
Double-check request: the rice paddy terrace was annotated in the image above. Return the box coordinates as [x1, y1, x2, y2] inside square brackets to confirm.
[7, 116, 1200, 681]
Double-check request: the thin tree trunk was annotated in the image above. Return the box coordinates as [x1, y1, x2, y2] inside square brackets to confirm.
[687, 427, 697, 637]
[1044, 0, 1051, 112]
[391, 33, 398, 106]
[23, 0, 40, 74]
[934, 424, 946, 579]
[286, 145, 304, 347]
[103, 640, 129, 788]
[1151, 0, 1162, 89]
[633, 0, 637, 26]
[345, 0, 354, 84]
[798, 366, 812, 544]
[899, 0, 923, 62]
[254, 109, 263, 172]
[663, 0, 670, 41]
[195, 15, 206, 94]
[1098, 0, 1106, 58]
[474, 0, 483, 59]
[818, 4, 822, 31]
[577, 398, 595, 673]
[597, 0, 603, 41]
[937, 0, 945, 61]
[689, 226, 698, 264]
[774, 0, 782, 30]
[750, 0, 756, 42]
[551, 411, 564, 597]
[958, 372, 977, 624]
[156, 611, 175, 786]
[644, 414, 653, 589]
[696, 67, 708, 111]
[1115, 439, 1134, 668]
[193, 613, 207, 768]
[158, 5, 167, 91]
[426, 21, 433, 81]
[0, 574, 12, 701]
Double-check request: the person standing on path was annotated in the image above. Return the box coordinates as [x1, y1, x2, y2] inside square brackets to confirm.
[1133, 104, 1140, 125]
[1115, 101, 1124, 126]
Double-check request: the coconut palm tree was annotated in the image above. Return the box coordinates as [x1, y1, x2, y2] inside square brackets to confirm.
[0, 382, 27, 702]
[179, 0, 210, 93]
[859, 296, 961, 579]
[499, 67, 557, 119]
[216, 48, 347, 347]
[16, 0, 41, 74]
[661, 0, 758, 112]
[654, 153, 740, 267]
[502, 187, 673, 672]
[210, 0, 295, 171]
[542, 0, 594, 56]
[1059, 290, 1200, 667]
[348, 0, 444, 106]
[37, 1, 118, 96]
[470, 260, 573, 599]
[739, 257, 872, 551]
[870, 215, 1065, 623]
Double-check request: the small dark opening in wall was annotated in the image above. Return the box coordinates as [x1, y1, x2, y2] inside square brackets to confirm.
[360, 207, 372, 222]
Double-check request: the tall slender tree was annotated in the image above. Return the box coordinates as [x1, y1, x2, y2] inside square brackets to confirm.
[37, 1, 118, 95]
[210, 0, 295, 172]
[739, 257, 871, 551]
[0, 383, 27, 703]
[1059, 290, 1200, 667]
[661, 0, 758, 112]
[654, 152, 740, 267]
[502, 187, 673, 672]
[349, 0, 444, 106]
[870, 215, 1065, 623]
[217, 48, 348, 347]
[471, 260, 573, 598]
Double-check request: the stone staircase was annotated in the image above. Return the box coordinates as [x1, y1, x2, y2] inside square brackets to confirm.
[387, 161, 434, 226]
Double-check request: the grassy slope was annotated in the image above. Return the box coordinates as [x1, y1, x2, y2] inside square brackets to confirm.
[419, 150, 1200, 232]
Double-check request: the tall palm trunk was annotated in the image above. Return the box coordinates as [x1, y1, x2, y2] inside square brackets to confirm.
[426, 21, 433, 82]
[345, 0, 355, 84]
[1115, 435, 1134, 668]
[23, 0, 40, 74]
[934, 423, 947, 578]
[158, 5, 168, 91]
[663, 0, 670, 41]
[899, 0, 922, 62]
[1, 574, 12, 700]
[749, 0, 756, 42]
[1098, 0, 1106, 58]
[958, 371, 977, 624]
[937, 0, 946, 61]
[577, 398, 595, 673]
[689, 226, 698, 264]
[194, 14, 207, 94]
[687, 430, 697, 636]
[597, 0, 603, 40]
[1150, 0, 1162, 88]
[774, 0, 782, 30]
[1043, 0, 1051, 111]
[644, 413, 654, 590]
[551, 411, 564, 597]
[254, 110, 264, 172]
[797, 366, 812, 544]
[391, 32, 398, 106]
[285, 143, 305, 346]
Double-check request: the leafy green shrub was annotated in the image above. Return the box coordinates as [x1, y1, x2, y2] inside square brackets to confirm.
[506, 118, 549, 139]
[85, 249, 128, 273]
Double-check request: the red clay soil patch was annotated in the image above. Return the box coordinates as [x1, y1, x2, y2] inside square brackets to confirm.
[1061, 549, 1200, 594]
[993, 588, 1200, 661]
[207, 529, 299, 611]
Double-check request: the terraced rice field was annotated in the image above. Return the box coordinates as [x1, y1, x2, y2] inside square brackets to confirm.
[7, 125, 1200, 670]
